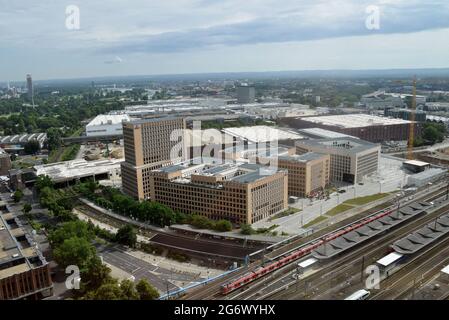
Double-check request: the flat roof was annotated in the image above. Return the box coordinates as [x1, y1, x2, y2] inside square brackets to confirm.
[296, 137, 379, 154]
[87, 114, 131, 126]
[34, 158, 123, 182]
[222, 126, 304, 143]
[376, 252, 403, 267]
[299, 128, 358, 139]
[278, 152, 326, 163]
[299, 114, 412, 129]
[404, 160, 430, 167]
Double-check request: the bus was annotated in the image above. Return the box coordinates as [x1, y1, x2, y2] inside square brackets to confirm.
[344, 289, 371, 300]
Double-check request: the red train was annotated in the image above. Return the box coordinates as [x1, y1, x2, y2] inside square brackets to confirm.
[220, 207, 395, 295]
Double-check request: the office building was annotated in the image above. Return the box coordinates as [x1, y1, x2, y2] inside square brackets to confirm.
[276, 153, 330, 197]
[0, 148, 11, 176]
[148, 161, 288, 224]
[0, 201, 53, 299]
[121, 117, 186, 200]
[26, 74, 33, 103]
[296, 137, 380, 184]
[237, 85, 256, 104]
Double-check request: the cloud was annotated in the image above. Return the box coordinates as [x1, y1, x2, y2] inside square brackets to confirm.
[99, 0, 449, 54]
[104, 56, 123, 64]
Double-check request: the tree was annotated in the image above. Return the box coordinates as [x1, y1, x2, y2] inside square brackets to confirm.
[35, 175, 53, 192]
[81, 256, 112, 292]
[23, 203, 32, 215]
[46, 127, 63, 151]
[136, 279, 160, 300]
[119, 279, 139, 300]
[190, 215, 214, 229]
[240, 223, 255, 235]
[422, 123, 445, 144]
[48, 220, 94, 246]
[23, 140, 40, 154]
[12, 190, 23, 203]
[115, 224, 137, 247]
[53, 237, 96, 269]
[214, 220, 233, 232]
[88, 281, 123, 300]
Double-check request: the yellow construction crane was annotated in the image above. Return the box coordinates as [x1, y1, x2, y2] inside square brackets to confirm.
[407, 76, 417, 160]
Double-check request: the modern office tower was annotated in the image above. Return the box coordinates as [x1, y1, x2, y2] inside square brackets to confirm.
[296, 138, 380, 184]
[121, 117, 186, 200]
[237, 85, 256, 104]
[148, 162, 288, 224]
[26, 74, 33, 103]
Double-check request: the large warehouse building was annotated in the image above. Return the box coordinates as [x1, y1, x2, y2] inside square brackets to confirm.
[86, 114, 131, 137]
[280, 114, 420, 143]
[296, 137, 381, 184]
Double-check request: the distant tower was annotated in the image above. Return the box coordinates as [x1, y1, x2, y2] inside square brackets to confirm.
[26, 74, 34, 105]
[237, 85, 256, 104]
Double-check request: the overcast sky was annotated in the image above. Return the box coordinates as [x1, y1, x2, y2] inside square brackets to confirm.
[1, 0, 449, 81]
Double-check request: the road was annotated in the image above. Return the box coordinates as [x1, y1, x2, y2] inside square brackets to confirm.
[97, 244, 207, 294]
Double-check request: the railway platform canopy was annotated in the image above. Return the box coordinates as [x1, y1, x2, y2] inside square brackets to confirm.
[312, 202, 432, 260]
[392, 212, 449, 255]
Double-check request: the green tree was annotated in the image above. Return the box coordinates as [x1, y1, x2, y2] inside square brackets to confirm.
[136, 279, 160, 300]
[46, 127, 63, 151]
[23, 203, 32, 215]
[81, 256, 113, 292]
[115, 224, 137, 247]
[190, 215, 214, 229]
[12, 190, 23, 203]
[240, 223, 255, 235]
[53, 237, 96, 269]
[119, 279, 139, 300]
[24, 140, 40, 154]
[48, 220, 94, 246]
[214, 220, 233, 232]
[88, 281, 123, 300]
[35, 175, 53, 192]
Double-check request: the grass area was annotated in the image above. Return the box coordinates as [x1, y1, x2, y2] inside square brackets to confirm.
[61, 144, 80, 161]
[344, 193, 390, 206]
[268, 207, 301, 221]
[303, 215, 328, 228]
[326, 203, 354, 216]
[49, 144, 80, 163]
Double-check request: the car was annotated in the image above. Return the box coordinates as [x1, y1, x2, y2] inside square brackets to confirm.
[338, 190, 346, 194]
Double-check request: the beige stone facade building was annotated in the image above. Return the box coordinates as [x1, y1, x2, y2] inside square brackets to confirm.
[121, 117, 186, 199]
[149, 162, 288, 224]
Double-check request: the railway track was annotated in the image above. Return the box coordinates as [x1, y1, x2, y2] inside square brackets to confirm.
[370, 234, 449, 300]
[239, 192, 449, 300]
[184, 186, 449, 300]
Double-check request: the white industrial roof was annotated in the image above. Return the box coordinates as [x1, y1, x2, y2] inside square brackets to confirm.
[34, 158, 123, 182]
[301, 114, 412, 129]
[376, 252, 403, 267]
[404, 160, 430, 167]
[222, 126, 304, 143]
[87, 114, 131, 126]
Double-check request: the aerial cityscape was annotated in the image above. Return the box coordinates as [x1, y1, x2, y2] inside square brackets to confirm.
[1, 0, 449, 312]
